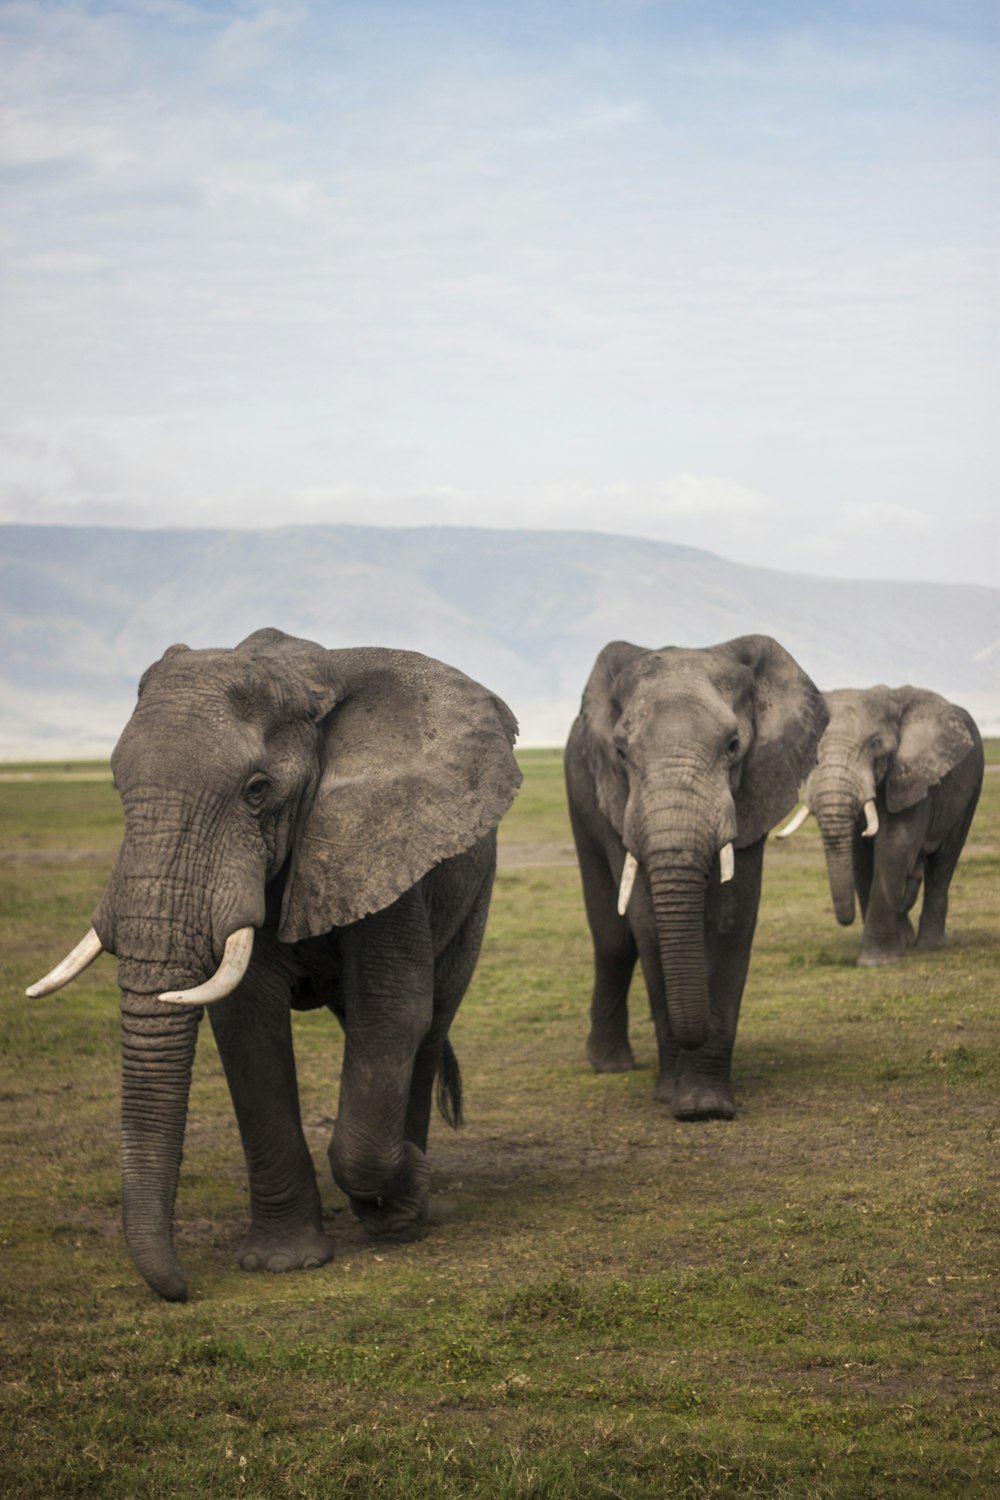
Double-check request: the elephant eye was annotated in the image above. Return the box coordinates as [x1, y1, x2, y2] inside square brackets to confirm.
[727, 736, 741, 758]
[615, 742, 628, 764]
[243, 774, 273, 810]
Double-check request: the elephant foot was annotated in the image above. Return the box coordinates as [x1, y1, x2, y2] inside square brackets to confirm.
[655, 1072, 736, 1121]
[916, 928, 947, 951]
[349, 1143, 431, 1240]
[586, 1033, 636, 1073]
[857, 946, 902, 968]
[238, 1221, 335, 1275]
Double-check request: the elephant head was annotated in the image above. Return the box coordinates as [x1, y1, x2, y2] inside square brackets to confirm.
[28, 628, 520, 1300]
[789, 685, 980, 926]
[576, 634, 827, 1049]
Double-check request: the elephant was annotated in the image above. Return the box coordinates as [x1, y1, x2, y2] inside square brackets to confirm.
[776, 684, 983, 966]
[564, 634, 828, 1121]
[27, 627, 521, 1302]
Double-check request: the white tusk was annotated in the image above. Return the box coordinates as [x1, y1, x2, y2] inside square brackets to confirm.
[159, 927, 255, 1005]
[775, 803, 811, 839]
[26, 927, 104, 997]
[861, 799, 879, 838]
[719, 843, 735, 884]
[617, 852, 638, 916]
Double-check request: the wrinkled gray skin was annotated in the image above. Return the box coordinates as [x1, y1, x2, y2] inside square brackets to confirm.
[73, 628, 520, 1302]
[803, 685, 983, 967]
[565, 636, 827, 1121]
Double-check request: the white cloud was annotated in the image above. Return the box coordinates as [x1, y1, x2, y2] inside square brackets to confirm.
[0, 2, 996, 587]
[655, 474, 778, 521]
[210, 5, 309, 79]
[833, 502, 936, 541]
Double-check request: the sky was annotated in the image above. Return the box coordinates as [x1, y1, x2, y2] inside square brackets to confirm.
[1, 0, 998, 586]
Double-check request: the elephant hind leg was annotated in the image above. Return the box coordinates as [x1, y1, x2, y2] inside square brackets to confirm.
[917, 791, 980, 950]
[403, 862, 495, 1153]
[348, 1141, 432, 1240]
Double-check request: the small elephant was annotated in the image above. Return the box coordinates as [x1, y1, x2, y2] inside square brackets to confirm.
[565, 635, 827, 1121]
[777, 684, 983, 966]
[28, 628, 521, 1301]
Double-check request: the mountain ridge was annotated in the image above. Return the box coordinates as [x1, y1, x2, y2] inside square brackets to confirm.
[2, 522, 997, 756]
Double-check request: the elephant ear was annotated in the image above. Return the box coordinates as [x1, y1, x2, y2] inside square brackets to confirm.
[718, 635, 829, 847]
[235, 630, 522, 939]
[575, 640, 647, 832]
[885, 688, 977, 813]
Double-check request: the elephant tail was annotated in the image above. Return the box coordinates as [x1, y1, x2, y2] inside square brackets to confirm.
[436, 1037, 463, 1129]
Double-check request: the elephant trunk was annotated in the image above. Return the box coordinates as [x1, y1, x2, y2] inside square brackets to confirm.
[120, 992, 202, 1301]
[821, 825, 858, 926]
[809, 757, 872, 927]
[645, 854, 712, 1051]
[94, 805, 263, 1302]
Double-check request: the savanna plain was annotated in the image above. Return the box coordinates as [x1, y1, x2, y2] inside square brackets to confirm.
[1, 747, 997, 1498]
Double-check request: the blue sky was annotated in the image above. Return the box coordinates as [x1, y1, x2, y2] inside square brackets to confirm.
[1, 0, 997, 584]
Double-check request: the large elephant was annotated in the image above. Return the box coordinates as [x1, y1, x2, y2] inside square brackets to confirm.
[777, 685, 983, 966]
[565, 635, 827, 1121]
[28, 628, 521, 1302]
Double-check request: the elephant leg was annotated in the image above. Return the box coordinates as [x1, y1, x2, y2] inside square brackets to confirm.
[568, 794, 638, 1072]
[669, 842, 764, 1122]
[577, 845, 639, 1072]
[899, 859, 923, 948]
[330, 890, 435, 1238]
[208, 940, 332, 1275]
[405, 863, 495, 1153]
[916, 795, 977, 950]
[632, 921, 674, 1101]
[853, 831, 874, 920]
[860, 808, 927, 966]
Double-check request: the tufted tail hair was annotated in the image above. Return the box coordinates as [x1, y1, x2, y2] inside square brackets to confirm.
[435, 1037, 463, 1129]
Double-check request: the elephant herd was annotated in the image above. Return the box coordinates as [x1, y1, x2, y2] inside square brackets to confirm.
[27, 627, 984, 1302]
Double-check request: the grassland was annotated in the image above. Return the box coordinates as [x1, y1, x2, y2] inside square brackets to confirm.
[1, 747, 997, 1498]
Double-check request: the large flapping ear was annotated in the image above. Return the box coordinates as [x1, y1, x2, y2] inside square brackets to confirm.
[575, 641, 647, 832]
[716, 635, 829, 847]
[235, 630, 522, 939]
[885, 687, 978, 813]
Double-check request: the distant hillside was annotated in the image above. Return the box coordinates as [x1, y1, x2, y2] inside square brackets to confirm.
[2, 522, 998, 756]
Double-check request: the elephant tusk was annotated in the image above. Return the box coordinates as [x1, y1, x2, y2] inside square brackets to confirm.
[861, 799, 879, 838]
[719, 843, 735, 884]
[159, 927, 255, 1005]
[775, 803, 811, 839]
[26, 927, 104, 997]
[617, 852, 639, 916]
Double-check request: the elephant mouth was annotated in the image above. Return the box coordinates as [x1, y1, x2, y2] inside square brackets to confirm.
[617, 844, 735, 916]
[158, 927, 256, 1004]
[26, 924, 257, 1006]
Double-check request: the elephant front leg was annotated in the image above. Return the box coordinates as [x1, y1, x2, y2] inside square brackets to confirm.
[580, 849, 639, 1072]
[208, 964, 333, 1276]
[331, 897, 436, 1238]
[852, 832, 874, 920]
[859, 814, 924, 966]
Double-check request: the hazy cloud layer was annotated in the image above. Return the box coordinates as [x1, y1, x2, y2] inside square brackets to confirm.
[1, 1, 997, 584]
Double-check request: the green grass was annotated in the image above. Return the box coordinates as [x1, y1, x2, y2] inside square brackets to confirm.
[1, 748, 997, 1497]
